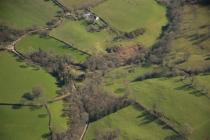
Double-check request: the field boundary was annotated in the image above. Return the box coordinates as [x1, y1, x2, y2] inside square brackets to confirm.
[49, 35, 91, 56]
[52, 0, 106, 11]
[44, 104, 53, 140]
[133, 102, 181, 135]
[0, 91, 71, 139]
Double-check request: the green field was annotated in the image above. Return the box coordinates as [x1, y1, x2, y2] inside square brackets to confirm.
[59, 0, 102, 10]
[165, 5, 210, 70]
[129, 77, 210, 140]
[0, 106, 49, 140]
[92, 0, 167, 47]
[85, 106, 175, 140]
[50, 20, 112, 54]
[0, 0, 59, 29]
[0, 52, 68, 139]
[103, 65, 155, 94]
[49, 101, 68, 133]
[16, 35, 88, 63]
[103, 66, 210, 139]
[0, 52, 58, 103]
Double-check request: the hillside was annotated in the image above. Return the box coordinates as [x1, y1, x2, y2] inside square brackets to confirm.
[0, 0, 209, 140]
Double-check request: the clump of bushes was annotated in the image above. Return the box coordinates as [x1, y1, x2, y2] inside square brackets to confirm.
[113, 28, 145, 41]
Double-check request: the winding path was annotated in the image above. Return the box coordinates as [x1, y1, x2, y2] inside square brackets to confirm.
[79, 123, 89, 140]
[5, 28, 48, 58]
[4, 16, 65, 58]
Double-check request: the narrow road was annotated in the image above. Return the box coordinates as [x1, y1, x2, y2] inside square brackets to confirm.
[79, 123, 89, 140]
[5, 28, 48, 58]
[4, 17, 64, 58]
[48, 92, 71, 103]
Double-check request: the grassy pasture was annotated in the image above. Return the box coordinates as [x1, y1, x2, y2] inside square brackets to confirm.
[103, 66, 210, 139]
[58, 0, 103, 10]
[50, 20, 112, 54]
[84, 105, 175, 140]
[0, 52, 58, 103]
[0, 0, 59, 30]
[166, 5, 210, 70]
[0, 106, 49, 140]
[128, 77, 210, 140]
[16, 35, 88, 63]
[92, 0, 167, 47]
[0, 52, 68, 138]
[103, 65, 155, 94]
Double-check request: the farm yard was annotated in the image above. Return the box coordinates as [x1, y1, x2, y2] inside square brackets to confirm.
[0, 0, 210, 140]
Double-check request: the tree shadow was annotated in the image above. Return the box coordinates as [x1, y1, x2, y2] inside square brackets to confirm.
[136, 110, 172, 131]
[19, 64, 29, 68]
[189, 90, 207, 97]
[205, 54, 210, 61]
[29, 105, 42, 111]
[175, 84, 192, 91]
[115, 88, 125, 94]
[175, 84, 206, 97]
[11, 104, 23, 109]
[137, 111, 157, 125]
[42, 132, 51, 140]
[187, 32, 210, 45]
[201, 72, 210, 76]
[19, 63, 40, 71]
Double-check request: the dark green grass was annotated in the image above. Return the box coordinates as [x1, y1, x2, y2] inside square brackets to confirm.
[0, 0, 59, 29]
[0, 106, 49, 140]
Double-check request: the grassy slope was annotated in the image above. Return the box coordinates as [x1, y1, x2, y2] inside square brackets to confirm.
[166, 5, 210, 70]
[103, 66, 210, 139]
[50, 20, 112, 54]
[0, 0, 59, 30]
[0, 106, 49, 140]
[85, 106, 175, 140]
[92, 0, 167, 47]
[16, 35, 88, 63]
